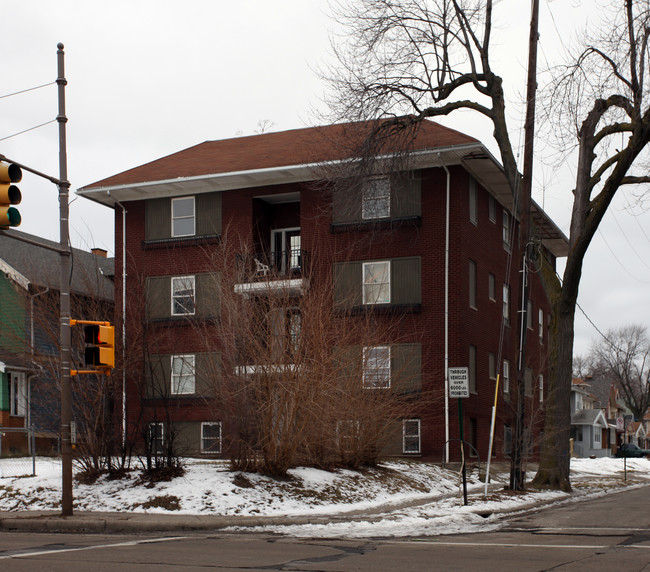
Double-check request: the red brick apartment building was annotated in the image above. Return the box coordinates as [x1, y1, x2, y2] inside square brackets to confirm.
[78, 120, 568, 462]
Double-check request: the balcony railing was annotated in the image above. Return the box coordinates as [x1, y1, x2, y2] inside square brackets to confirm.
[236, 249, 309, 283]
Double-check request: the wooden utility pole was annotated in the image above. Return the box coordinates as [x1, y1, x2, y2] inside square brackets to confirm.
[511, 0, 539, 491]
[57, 42, 74, 516]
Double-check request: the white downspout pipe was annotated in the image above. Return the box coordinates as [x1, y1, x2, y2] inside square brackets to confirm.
[441, 160, 451, 464]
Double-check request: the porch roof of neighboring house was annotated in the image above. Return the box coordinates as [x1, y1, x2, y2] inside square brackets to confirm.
[77, 119, 569, 258]
[0, 230, 114, 300]
[571, 409, 609, 428]
[626, 421, 647, 437]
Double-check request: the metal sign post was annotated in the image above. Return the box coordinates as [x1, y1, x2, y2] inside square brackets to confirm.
[449, 367, 469, 505]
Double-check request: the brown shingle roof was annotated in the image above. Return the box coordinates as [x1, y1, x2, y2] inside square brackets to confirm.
[83, 120, 478, 190]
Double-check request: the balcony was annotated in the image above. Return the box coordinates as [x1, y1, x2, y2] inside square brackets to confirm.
[234, 249, 309, 296]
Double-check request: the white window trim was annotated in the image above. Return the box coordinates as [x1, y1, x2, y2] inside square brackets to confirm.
[171, 275, 196, 316]
[10, 372, 27, 417]
[539, 374, 544, 404]
[171, 354, 196, 395]
[502, 210, 511, 251]
[403, 418, 421, 454]
[488, 273, 496, 301]
[502, 284, 510, 326]
[201, 421, 222, 454]
[362, 261, 391, 305]
[488, 195, 496, 223]
[363, 346, 391, 389]
[469, 178, 477, 225]
[488, 352, 496, 380]
[362, 177, 391, 220]
[538, 308, 544, 341]
[503, 360, 510, 394]
[171, 196, 196, 238]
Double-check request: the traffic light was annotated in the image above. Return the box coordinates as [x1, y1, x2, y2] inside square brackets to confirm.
[83, 324, 115, 369]
[0, 161, 22, 229]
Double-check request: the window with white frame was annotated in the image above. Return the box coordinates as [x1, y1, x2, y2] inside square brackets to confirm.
[171, 196, 195, 237]
[148, 422, 164, 454]
[403, 418, 421, 453]
[504, 424, 512, 457]
[502, 284, 510, 326]
[362, 261, 390, 304]
[502, 210, 511, 250]
[488, 352, 496, 380]
[488, 195, 496, 223]
[171, 354, 196, 395]
[488, 273, 496, 301]
[538, 308, 544, 341]
[469, 178, 477, 225]
[527, 300, 533, 329]
[362, 177, 391, 219]
[10, 372, 27, 417]
[594, 429, 601, 444]
[539, 374, 544, 403]
[363, 346, 391, 389]
[171, 276, 196, 316]
[503, 359, 510, 394]
[201, 422, 222, 454]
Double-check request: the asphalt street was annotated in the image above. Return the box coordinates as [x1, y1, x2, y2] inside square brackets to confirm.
[0, 485, 649, 570]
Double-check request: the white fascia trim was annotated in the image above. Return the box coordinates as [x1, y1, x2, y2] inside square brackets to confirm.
[0, 258, 30, 291]
[76, 143, 486, 199]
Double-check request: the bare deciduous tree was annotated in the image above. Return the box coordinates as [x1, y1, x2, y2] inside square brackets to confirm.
[590, 325, 650, 422]
[327, 0, 650, 491]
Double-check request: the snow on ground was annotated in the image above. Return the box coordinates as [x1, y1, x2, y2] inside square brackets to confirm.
[1, 456, 649, 538]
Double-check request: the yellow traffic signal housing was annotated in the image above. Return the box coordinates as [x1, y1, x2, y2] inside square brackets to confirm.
[83, 324, 115, 369]
[0, 162, 22, 229]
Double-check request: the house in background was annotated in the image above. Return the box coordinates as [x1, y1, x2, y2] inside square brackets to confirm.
[570, 377, 612, 458]
[77, 119, 568, 461]
[0, 230, 114, 454]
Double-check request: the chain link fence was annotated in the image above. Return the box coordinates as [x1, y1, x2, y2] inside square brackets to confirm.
[0, 426, 36, 478]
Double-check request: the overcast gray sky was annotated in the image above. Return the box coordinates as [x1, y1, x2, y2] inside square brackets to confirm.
[2, 0, 649, 357]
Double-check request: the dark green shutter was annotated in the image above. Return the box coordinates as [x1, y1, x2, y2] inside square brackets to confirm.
[196, 352, 220, 397]
[145, 198, 171, 240]
[391, 257, 421, 305]
[333, 261, 362, 309]
[332, 181, 362, 224]
[196, 192, 222, 236]
[391, 171, 421, 218]
[145, 354, 170, 398]
[145, 277, 170, 320]
[391, 343, 421, 394]
[196, 273, 220, 318]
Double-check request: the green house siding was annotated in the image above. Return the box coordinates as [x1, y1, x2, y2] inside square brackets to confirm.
[0, 275, 26, 354]
[145, 193, 222, 241]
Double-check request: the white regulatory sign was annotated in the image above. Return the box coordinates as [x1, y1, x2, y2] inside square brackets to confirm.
[448, 367, 470, 398]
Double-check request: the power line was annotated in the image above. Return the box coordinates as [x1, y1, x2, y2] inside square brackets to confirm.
[0, 120, 56, 142]
[0, 81, 55, 100]
[597, 228, 650, 283]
